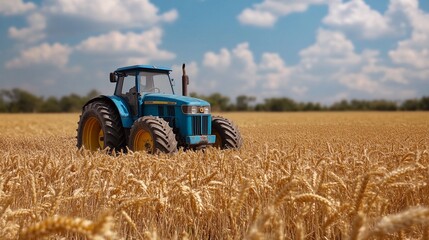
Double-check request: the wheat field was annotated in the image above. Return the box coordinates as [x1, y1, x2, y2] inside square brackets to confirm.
[0, 112, 428, 239]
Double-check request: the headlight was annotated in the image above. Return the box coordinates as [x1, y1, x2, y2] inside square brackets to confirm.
[204, 106, 210, 114]
[182, 105, 211, 114]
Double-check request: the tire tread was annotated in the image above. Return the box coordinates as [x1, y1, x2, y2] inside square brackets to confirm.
[212, 116, 242, 149]
[129, 116, 177, 154]
[76, 100, 126, 152]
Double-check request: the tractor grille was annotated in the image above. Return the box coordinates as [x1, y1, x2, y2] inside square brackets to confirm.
[157, 106, 175, 129]
[191, 116, 209, 135]
[167, 106, 175, 116]
[158, 106, 175, 116]
[158, 106, 164, 116]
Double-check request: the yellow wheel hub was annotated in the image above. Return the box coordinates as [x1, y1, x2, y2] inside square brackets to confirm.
[214, 130, 222, 148]
[133, 129, 154, 153]
[98, 128, 105, 148]
[82, 117, 104, 151]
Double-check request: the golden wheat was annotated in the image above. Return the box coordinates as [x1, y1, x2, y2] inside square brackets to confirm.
[0, 112, 428, 239]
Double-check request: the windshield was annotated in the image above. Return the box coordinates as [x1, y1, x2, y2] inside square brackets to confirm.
[139, 72, 174, 95]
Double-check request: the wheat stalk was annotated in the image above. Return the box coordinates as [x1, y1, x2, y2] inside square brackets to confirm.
[359, 207, 429, 240]
[293, 193, 335, 210]
[19, 215, 94, 239]
[1, 112, 428, 239]
[19, 211, 116, 240]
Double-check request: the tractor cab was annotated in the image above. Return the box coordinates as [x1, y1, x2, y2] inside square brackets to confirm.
[77, 64, 242, 153]
[110, 65, 174, 117]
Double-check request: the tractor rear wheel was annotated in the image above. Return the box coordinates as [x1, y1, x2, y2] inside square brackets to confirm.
[128, 116, 177, 154]
[211, 116, 242, 149]
[77, 100, 126, 152]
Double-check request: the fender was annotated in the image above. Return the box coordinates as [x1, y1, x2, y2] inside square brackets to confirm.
[83, 95, 134, 128]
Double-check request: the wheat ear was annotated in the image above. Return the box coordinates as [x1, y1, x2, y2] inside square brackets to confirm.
[359, 206, 429, 240]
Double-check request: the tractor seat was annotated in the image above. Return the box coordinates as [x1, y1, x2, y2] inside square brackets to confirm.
[128, 86, 137, 95]
[125, 87, 138, 115]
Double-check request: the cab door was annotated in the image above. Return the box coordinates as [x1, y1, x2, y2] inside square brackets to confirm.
[117, 73, 139, 117]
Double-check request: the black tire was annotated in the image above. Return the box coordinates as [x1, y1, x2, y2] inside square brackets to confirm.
[211, 116, 242, 149]
[128, 116, 177, 154]
[77, 100, 126, 152]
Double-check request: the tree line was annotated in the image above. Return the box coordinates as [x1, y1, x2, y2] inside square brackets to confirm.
[0, 88, 428, 113]
[0, 89, 100, 113]
[190, 92, 429, 112]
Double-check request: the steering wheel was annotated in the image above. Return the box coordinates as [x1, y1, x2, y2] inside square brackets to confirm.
[146, 87, 161, 93]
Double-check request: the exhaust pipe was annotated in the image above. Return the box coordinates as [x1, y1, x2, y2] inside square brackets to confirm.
[182, 63, 189, 96]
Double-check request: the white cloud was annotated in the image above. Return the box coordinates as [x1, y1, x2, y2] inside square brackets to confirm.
[237, 9, 276, 27]
[387, 0, 419, 18]
[0, 0, 36, 15]
[173, 62, 199, 78]
[299, 29, 360, 70]
[237, 0, 420, 44]
[388, 0, 429, 69]
[390, 33, 429, 69]
[260, 53, 285, 71]
[259, 53, 291, 89]
[337, 73, 381, 93]
[196, 38, 414, 100]
[199, 42, 292, 97]
[295, 28, 414, 99]
[291, 86, 308, 95]
[232, 42, 258, 75]
[203, 48, 231, 69]
[8, 13, 46, 43]
[171, 62, 199, 94]
[2, 0, 427, 102]
[6, 43, 72, 69]
[323, 0, 391, 39]
[124, 57, 150, 66]
[76, 28, 175, 61]
[201, 43, 261, 92]
[238, 0, 330, 27]
[43, 0, 178, 27]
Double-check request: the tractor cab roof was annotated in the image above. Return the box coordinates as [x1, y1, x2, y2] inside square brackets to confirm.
[115, 65, 171, 75]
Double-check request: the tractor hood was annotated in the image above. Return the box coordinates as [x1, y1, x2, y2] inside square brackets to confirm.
[143, 94, 210, 106]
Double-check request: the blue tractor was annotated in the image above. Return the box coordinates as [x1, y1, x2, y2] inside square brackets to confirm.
[77, 64, 242, 153]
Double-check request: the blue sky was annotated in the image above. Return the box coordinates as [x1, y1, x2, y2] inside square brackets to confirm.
[0, 0, 428, 103]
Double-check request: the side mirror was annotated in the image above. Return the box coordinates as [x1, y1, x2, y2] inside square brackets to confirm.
[109, 72, 117, 83]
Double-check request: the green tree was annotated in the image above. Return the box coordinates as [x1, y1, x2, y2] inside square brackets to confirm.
[330, 100, 350, 111]
[263, 97, 297, 111]
[87, 89, 100, 98]
[59, 94, 84, 112]
[350, 100, 369, 110]
[40, 97, 62, 112]
[0, 90, 7, 112]
[401, 99, 420, 110]
[236, 95, 256, 111]
[300, 102, 322, 111]
[190, 92, 231, 111]
[369, 100, 397, 111]
[189, 92, 200, 98]
[420, 96, 429, 110]
[208, 93, 230, 111]
[3, 88, 42, 112]
[85, 89, 101, 101]
[254, 103, 267, 111]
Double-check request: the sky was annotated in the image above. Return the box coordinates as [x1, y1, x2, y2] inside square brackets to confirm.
[0, 0, 428, 104]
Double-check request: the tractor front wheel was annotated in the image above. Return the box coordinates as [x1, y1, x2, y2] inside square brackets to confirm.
[211, 116, 242, 149]
[77, 100, 126, 152]
[128, 116, 178, 154]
